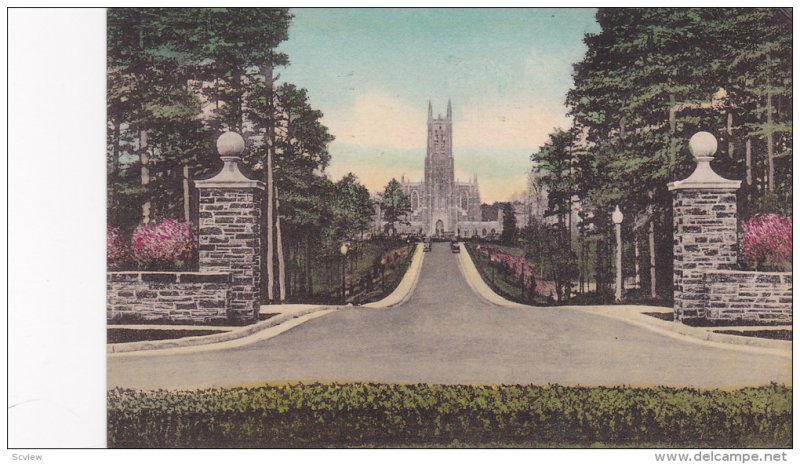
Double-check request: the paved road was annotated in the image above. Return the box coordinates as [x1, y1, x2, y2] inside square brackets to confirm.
[108, 243, 791, 389]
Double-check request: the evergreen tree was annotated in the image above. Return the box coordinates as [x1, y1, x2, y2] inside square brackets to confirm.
[559, 7, 792, 300]
[333, 173, 375, 241]
[500, 203, 517, 244]
[380, 179, 412, 235]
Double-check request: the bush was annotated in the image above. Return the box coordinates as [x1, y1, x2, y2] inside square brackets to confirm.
[131, 219, 196, 270]
[107, 383, 792, 448]
[741, 214, 792, 271]
[107, 226, 129, 270]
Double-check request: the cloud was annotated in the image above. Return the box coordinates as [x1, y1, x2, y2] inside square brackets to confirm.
[456, 99, 571, 152]
[322, 89, 573, 202]
[480, 174, 530, 204]
[323, 90, 426, 150]
[324, 145, 424, 195]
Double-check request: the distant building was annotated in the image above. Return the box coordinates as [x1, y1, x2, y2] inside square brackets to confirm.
[376, 101, 501, 238]
[525, 163, 582, 233]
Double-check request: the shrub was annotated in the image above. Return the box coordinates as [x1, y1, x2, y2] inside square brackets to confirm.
[107, 226, 129, 270]
[131, 219, 196, 270]
[107, 383, 792, 448]
[741, 214, 792, 271]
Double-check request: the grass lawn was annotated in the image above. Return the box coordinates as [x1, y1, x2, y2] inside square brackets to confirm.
[295, 240, 416, 305]
[465, 243, 550, 305]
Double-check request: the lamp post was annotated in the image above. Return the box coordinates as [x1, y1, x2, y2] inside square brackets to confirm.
[612, 205, 624, 302]
[340, 243, 349, 302]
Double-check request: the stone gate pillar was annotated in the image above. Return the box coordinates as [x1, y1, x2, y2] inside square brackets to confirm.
[195, 132, 265, 323]
[668, 132, 741, 321]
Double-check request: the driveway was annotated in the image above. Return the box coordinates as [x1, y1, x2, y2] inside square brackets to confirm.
[108, 243, 791, 389]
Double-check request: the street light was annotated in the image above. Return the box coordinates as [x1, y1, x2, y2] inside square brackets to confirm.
[340, 243, 349, 302]
[612, 205, 624, 302]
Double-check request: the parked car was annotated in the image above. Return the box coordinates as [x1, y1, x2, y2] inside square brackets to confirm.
[450, 240, 460, 253]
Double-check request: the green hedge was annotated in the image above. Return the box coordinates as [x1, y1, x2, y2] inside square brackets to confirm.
[107, 383, 792, 448]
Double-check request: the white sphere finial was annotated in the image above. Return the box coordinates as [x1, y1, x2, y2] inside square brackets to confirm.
[612, 205, 623, 224]
[216, 131, 245, 158]
[688, 131, 717, 160]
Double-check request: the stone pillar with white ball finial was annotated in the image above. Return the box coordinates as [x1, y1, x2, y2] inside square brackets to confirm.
[668, 131, 741, 321]
[195, 132, 265, 323]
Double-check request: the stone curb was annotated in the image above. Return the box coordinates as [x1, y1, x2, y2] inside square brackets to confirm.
[572, 307, 791, 358]
[107, 305, 335, 354]
[363, 243, 425, 309]
[457, 243, 791, 357]
[602, 308, 792, 352]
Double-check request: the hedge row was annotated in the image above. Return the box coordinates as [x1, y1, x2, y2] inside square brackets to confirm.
[107, 383, 792, 448]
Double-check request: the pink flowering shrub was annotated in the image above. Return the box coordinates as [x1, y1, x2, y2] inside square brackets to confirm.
[741, 214, 792, 271]
[107, 226, 129, 270]
[131, 219, 197, 270]
[480, 246, 552, 296]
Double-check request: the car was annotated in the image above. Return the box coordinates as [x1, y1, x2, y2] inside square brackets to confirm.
[450, 240, 460, 253]
[423, 238, 432, 252]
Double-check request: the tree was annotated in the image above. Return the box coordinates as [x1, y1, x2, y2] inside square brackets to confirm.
[106, 8, 293, 229]
[559, 8, 792, 300]
[107, 8, 215, 228]
[717, 8, 792, 211]
[106, 9, 347, 304]
[500, 202, 517, 245]
[380, 179, 411, 235]
[333, 173, 374, 241]
[522, 219, 578, 303]
[531, 129, 576, 226]
[185, 8, 292, 302]
[250, 82, 334, 301]
[546, 223, 579, 303]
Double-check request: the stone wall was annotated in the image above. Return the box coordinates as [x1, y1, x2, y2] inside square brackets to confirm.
[704, 270, 792, 322]
[107, 272, 230, 324]
[106, 132, 265, 326]
[669, 132, 790, 323]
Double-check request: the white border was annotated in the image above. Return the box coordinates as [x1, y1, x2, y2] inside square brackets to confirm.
[7, 8, 107, 448]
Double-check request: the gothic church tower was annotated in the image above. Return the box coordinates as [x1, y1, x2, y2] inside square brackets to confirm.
[391, 100, 497, 238]
[424, 100, 455, 234]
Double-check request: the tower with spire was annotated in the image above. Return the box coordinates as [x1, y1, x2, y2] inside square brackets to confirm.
[424, 99, 455, 234]
[385, 100, 499, 237]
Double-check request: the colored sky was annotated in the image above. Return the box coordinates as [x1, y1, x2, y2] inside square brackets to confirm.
[277, 8, 600, 202]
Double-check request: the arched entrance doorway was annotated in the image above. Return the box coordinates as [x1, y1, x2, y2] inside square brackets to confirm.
[435, 219, 444, 236]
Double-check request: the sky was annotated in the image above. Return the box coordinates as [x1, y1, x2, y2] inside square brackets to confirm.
[277, 8, 601, 202]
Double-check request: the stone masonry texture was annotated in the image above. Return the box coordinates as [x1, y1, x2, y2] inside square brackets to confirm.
[198, 188, 263, 323]
[704, 270, 792, 322]
[107, 272, 230, 324]
[672, 190, 739, 320]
